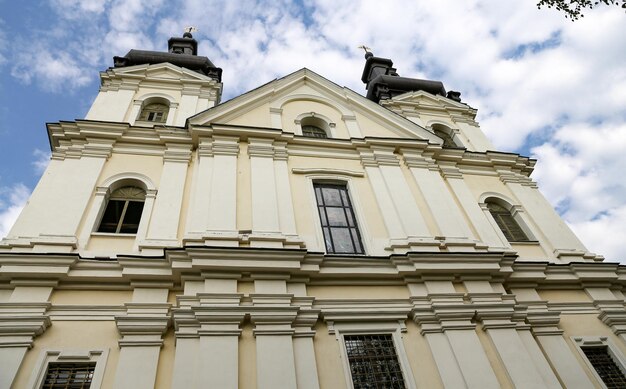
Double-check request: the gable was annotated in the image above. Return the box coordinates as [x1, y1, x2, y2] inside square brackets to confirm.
[189, 68, 440, 142]
[104, 63, 214, 82]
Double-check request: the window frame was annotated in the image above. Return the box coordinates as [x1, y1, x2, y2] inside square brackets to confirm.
[573, 337, 626, 389]
[301, 124, 328, 138]
[486, 201, 530, 242]
[313, 182, 365, 255]
[481, 197, 536, 244]
[332, 323, 417, 389]
[138, 102, 169, 123]
[27, 349, 109, 389]
[96, 186, 146, 235]
[295, 112, 335, 138]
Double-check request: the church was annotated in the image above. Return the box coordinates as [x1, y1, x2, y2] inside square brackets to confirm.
[1, 31, 625, 389]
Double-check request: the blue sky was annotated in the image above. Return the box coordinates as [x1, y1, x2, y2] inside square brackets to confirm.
[1, 0, 625, 262]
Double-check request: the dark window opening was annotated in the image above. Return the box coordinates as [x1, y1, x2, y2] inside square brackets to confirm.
[344, 334, 406, 389]
[583, 347, 626, 389]
[434, 129, 457, 148]
[314, 183, 364, 254]
[42, 362, 95, 389]
[97, 186, 146, 234]
[487, 202, 530, 242]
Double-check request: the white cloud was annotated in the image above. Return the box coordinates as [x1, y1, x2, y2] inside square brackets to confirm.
[532, 121, 626, 262]
[51, 0, 110, 17]
[0, 183, 31, 239]
[32, 149, 51, 174]
[11, 48, 92, 92]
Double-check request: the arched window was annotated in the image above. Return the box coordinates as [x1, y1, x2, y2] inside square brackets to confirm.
[97, 186, 146, 234]
[432, 124, 458, 148]
[486, 201, 530, 242]
[300, 116, 330, 138]
[139, 102, 169, 123]
[434, 129, 456, 148]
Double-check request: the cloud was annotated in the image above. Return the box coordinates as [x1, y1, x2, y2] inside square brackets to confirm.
[50, 0, 110, 18]
[0, 183, 30, 239]
[11, 48, 93, 92]
[32, 149, 51, 174]
[532, 121, 626, 261]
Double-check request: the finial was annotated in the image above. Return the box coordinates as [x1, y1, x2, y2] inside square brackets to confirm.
[183, 26, 197, 38]
[358, 45, 373, 59]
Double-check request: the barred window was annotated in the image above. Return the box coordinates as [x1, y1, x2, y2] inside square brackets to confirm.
[344, 334, 406, 389]
[302, 125, 328, 138]
[314, 183, 364, 254]
[486, 202, 530, 242]
[42, 362, 95, 389]
[97, 186, 146, 234]
[583, 347, 626, 389]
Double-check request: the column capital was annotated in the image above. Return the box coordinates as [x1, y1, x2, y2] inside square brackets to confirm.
[0, 302, 51, 348]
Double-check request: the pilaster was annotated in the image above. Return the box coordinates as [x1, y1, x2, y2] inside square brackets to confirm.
[358, 146, 438, 253]
[113, 300, 170, 389]
[143, 143, 192, 250]
[402, 150, 478, 251]
[172, 282, 246, 389]
[248, 138, 303, 249]
[410, 280, 500, 389]
[512, 286, 596, 388]
[0, 284, 53, 389]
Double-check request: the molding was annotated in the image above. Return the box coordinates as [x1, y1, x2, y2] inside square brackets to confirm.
[26, 348, 109, 389]
[291, 168, 364, 177]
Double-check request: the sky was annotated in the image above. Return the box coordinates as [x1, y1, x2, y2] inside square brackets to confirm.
[0, 0, 625, 262]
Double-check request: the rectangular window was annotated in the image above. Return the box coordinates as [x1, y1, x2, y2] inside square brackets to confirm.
[582, 347, 626, 388]
[314, 183, 364, 254]
[42, 362, 95, 389]
[344, 334, 406, 389]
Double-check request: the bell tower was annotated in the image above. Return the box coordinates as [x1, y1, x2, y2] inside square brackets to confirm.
[86, 30, 222, 126]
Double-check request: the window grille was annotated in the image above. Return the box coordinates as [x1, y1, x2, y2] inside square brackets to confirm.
[139, 103, 168, 123]
[42, 362, 95, 389]
[314, 183, 364, 254]
[344, 334, 406, 389]
[486, 202, 530, 242]
[97, 186, 146, 234]
[583, 347, 626, 389]
[302, 125, 328, 138]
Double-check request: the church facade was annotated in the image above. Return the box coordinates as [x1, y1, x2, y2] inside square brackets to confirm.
[1, 33, 625, 389]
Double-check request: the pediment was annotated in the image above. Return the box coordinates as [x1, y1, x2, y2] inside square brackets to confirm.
[189, 68, 440, 142]
[389, 89, 476, 112]
[107, 63, 212, 81]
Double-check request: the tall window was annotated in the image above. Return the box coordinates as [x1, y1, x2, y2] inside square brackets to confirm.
[486, 201, 530, 242]
[139, 102, 168, 123]
[314, 183, 364, 254]
[42, 362, 95, 389]
[97, 186, 145, 234]
[344, 334, 406, 389]
[582, 347, 626, 388]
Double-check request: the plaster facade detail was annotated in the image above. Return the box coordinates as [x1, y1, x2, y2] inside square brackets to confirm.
[1, 38, 623, 389]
